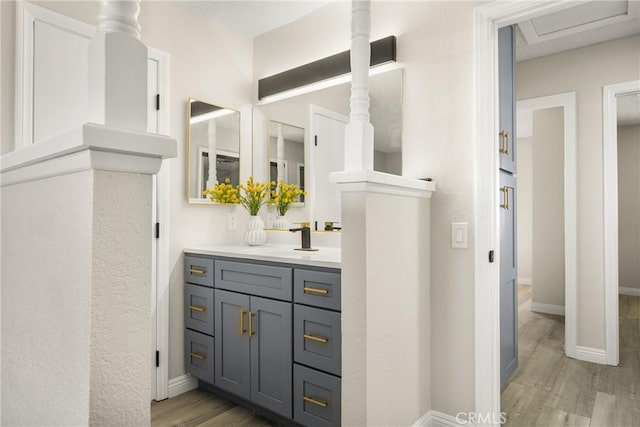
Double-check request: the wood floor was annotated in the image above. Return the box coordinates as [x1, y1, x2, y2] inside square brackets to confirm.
[151, 287, 639, 427]
[501, 286, 640, 427]
[151, 389, 276, 427]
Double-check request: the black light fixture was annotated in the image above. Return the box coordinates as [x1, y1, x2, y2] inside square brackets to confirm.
[258, 35, 397, 100]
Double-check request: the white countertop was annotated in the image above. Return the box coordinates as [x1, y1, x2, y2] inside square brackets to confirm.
[185, 244, 341, 269]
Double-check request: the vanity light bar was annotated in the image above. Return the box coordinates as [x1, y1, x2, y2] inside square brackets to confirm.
[258, 35, 396, 100]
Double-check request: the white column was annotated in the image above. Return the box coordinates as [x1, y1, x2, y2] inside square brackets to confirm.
[207, 119, 218, 189]
[277, 123, 285, 183]
[89, 0, 147, 131]
[344, 0, 374, 171]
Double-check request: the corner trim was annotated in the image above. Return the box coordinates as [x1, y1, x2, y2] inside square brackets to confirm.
[530, 302, 565, 316]
[412, 410, 464, 427]
[575, 346, 607, 365]
[167, 374, 198, 399]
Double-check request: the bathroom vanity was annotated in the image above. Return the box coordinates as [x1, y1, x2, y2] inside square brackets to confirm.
[183, 245, 341, 426]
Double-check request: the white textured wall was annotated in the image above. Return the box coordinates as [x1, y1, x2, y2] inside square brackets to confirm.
[1, 171, 94, 425]
[531, 108, 565, 307]
[341, 191, 430, 426]
[89, 171, 153, 425]
[617, 125, 640, 290]
[2, 0, 255, 381]
[517, 34, 640, 349]
[516, 137, 533, 283]
[254, 2, 477, 414]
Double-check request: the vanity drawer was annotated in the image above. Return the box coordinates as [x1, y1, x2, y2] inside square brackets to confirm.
[184, 255, 214, 287]
[294, 270, 341, 311]
[294, 305, 341, 376]
[215, 260, 292, 301]
[184, 283, 214, 336]
[293, 364, 341, 427]
[185, 329, 214, 384]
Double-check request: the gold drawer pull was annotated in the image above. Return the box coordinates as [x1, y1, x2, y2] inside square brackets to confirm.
[303, 396, 328, 408]
[240, 309, 246, 335]
[189, 267, 206, 276]
[499, 130, 509, 154]
[304, 334, 328, 344]
[248, 311, 254, 338]
[189, 305, 206, 312]
[500, 186, 510, 210]
[190, 351, 206, 360]
[303, 286, 328, 295]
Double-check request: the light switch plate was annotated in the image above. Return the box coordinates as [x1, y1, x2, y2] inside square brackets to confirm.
[451, 222, 468, 249]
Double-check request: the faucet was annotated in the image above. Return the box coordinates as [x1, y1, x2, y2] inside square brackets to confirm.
[324, 221, 341, 232]
[289, 222, 318, 251]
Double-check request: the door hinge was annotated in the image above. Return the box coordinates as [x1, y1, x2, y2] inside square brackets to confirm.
[314, 135, 318, 146]
[156, 350, 160, 367]
[155, 222, 160, 239]
[489, 250, 495, 263]
[155, 94, 160, 111]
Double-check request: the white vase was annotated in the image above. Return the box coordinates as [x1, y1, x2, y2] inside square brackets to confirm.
[274, 215, 289, 230]
[245, 215, 267, 246]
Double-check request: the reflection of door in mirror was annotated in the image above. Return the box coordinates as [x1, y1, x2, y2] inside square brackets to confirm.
[311, 107, 348, 227]
[268, 120, 305, 193]
[188, 98, 241, 203]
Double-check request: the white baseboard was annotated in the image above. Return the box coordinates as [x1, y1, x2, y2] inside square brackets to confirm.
[413, 410, 464, 427]
[168, 374, 198, 398]
[530, 302, 565, 316]
[575, 346, 607, 365]
[518, 277, 532, 286]
[619, 286, 640, 296]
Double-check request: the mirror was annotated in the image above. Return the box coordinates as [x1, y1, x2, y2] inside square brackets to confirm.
[254, 68, 403, 227]
[187, 98, 241, 202]
[268, 121, 305, 203]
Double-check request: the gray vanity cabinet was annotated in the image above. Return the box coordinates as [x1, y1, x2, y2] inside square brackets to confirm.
[214, 289, 293, 418]
[184, 252, 341, 426]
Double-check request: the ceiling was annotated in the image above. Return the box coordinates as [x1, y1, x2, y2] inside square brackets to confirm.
[182, 0, 330, 37]
[515, 0, 640, 61]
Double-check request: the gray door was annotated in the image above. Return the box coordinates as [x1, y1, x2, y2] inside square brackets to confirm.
[499, 25, 516, 173]
[500, 171, 518, 387]
[250, 296, 293, 418]
[214, 290, 251, 399]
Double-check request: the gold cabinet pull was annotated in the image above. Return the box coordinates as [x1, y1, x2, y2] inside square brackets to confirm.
[303, 286, 328, 295]
[190, 267, 206, 276]
[248, 311, 254, 338]
[499, 130, 509, 154]
[303, 396, 328, 408]
[240, 309, 246, 335]
[189, 305, 206, 312]
[304, 334, 328, 344]
[190, 351, 206, 360]
[500, 186, 510, 210]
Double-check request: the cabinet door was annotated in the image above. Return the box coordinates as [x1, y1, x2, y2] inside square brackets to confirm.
[250, 296, 293, 418]
[500, 171, 518, 387]
[498, 25, 516, 173]
[214, 290, 251, 399]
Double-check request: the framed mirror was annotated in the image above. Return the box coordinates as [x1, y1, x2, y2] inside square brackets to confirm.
[254, 68, 403, 228]
[187, 98, 241, 203]
[268, 121, 305, 203]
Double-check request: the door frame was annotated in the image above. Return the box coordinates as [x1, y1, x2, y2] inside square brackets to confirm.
[473, 1, 580, 422]
[603, 79, 640, 367]
[517, 92, 578, 355]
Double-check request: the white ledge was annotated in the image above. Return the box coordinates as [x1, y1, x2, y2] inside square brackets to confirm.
[329, 170, 436, 199]
[1, 123, 177, 187]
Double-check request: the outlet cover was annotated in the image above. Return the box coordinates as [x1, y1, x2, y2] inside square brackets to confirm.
[227, 211, 237, 231]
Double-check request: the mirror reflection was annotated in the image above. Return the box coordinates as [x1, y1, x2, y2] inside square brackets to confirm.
[188, 98, 240, 202]
[268, 121, 305, 203]
[255, 68, 403, 227]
